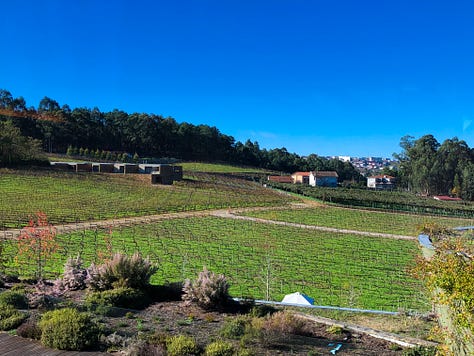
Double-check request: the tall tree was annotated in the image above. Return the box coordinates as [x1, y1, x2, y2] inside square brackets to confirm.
[0, 121, 46, 166]
[397, 135, 440, 195]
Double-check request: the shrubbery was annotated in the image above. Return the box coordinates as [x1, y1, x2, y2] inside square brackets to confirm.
[39, 308, 100, 350]
[0, 304, 28, 330]
[57, 255, 88, 291]
[87, 252, 157, 291]
[183, 267, 230, 309]
[86, 286, 150, 310]
[220, 315, 250, 339]
[166, 334, 200, 356]
[0, 289, 28, 309]
[261, 311, 310, 336]
[204, 340, 234, 356]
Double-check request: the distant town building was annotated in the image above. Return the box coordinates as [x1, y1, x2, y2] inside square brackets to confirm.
[367, 174, 396, 190]
[338, 156, 351, 162]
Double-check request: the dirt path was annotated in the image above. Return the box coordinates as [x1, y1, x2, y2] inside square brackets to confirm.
[1, 203, 415, 241]
[211, 209, 416, 240]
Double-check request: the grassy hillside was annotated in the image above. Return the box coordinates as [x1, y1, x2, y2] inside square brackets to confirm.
[180, 161, 273, 174]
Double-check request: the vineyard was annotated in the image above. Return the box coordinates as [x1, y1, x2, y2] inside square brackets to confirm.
[0, 167, 441, 313]
[269, 182, 474, 217]
[0, 169, 292, 228]
[241, 206, 474, 236]
[2, 215, 428, 312]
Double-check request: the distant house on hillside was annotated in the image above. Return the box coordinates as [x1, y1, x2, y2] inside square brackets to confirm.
[309, 171, 338, 187]
[367, 174, 396, 190]
[267, 175, 293, 184]
[291, 172, 310, 184]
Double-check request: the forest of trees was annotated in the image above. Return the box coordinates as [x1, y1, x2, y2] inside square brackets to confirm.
[0, 89, 363, 183]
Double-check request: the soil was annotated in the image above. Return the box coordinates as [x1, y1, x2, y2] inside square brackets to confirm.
[100, 300, 406, 355]
[3, 280, 426, 355]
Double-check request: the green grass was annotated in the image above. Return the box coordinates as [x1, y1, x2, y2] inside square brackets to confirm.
[4, 216, 428, 312]
[0, 170, 294, 228]
[180, 162, 272, 173]
[241, 206, 474, 236]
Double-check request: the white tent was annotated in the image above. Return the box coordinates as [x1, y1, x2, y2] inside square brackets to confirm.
[281, 292, 314, 306]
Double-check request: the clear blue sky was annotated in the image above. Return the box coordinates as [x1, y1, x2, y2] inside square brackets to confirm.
[2, 0, 474, 158]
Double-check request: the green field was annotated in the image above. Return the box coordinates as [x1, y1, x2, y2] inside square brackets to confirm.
[0, 169, 294, 228]
[241, 206, 474, 236]
[4, 216, 428, 312]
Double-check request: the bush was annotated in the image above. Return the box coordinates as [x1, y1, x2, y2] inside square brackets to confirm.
[0, 290, 28, 309]
[248, 304, 276, 318]
[39, 308, 100, 350]
[166, 335, 200, 356]
[59, 255, 88, 291]
[0, 304, 28, 330]
[220, 316, 251, 339]
[85, 287, 151, 310]
[205, 340, 234, 356]
[87, 252, 157, 291]
[17, 320, 42, 339]
[261, 311, 310, 336]
[182, 267, 230, 310]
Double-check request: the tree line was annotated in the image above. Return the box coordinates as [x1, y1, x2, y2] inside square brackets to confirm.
[0, 89, 363, 183]
[395, 134, 474, 200]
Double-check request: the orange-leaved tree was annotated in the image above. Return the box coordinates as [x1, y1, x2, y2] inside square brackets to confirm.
[16, 212, 58, 279]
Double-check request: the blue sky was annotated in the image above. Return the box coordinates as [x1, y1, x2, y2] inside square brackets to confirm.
[2, 1, 474, 158]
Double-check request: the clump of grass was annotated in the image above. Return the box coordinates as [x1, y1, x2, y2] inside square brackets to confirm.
[204, 340, 234, 356]
[326, 324, 344, 335]
[87, 252, 157, 291]
[166, 334, 200, 356]
[182, 267, 230, 310]
[220, 315, 251, 339]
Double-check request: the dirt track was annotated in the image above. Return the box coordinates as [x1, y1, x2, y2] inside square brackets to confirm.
[2, 203, 416, 241]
